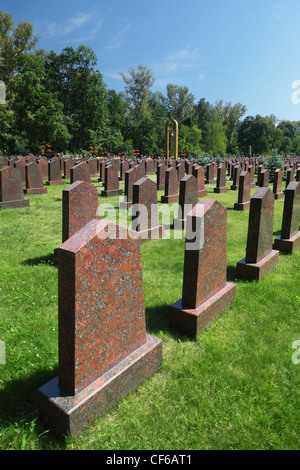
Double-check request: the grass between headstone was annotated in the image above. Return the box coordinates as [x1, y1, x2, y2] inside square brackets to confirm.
[0, 176, 299, 450]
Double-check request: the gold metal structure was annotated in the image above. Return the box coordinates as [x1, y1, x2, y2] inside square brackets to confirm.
[165, 118, 178, 160]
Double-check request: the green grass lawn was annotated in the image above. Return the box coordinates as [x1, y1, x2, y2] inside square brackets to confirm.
[0, 175, 299, 450]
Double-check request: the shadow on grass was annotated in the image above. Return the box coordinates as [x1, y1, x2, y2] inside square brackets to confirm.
[0, 366, 67, 448]
[21, 252, 58, 268]
[145, 304, 198, 343]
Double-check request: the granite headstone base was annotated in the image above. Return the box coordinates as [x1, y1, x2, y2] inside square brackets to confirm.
[46, 180, 65, 185]
[274, 191, 284, 200]
[24, 187, 48, 194]
[0, 199, 30, 209]
[214, 186, 228, 193]
[101, 188, 123, 197]
[273, 231, 300, 254]
[135, 225, 164, 243]
[169, 282, 236, 340]
[38, 334, 162, 437]
[236, 250, 279, 281]
[161, 194, 179, 203]
[233, 201, 250, 211]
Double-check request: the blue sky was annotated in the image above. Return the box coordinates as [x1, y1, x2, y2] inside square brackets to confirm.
[2, 0, 300, 121]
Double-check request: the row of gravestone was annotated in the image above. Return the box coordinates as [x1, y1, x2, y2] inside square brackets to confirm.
[37, 175, 300, 436]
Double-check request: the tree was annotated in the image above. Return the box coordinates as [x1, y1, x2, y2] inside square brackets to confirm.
[237, 115, 276, 155]
[0, 9, 39, 100]
[179, 124, 201, 156]
[214, 100, 247, 152]
[12, 53, 70, 153]
[196, 98, 227, 153]
[120, 65, 155, 118]
[159, 84, 195, 124]
[45, 45, 108, 151]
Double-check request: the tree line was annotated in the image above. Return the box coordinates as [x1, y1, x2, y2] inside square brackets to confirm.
[1, 9, 300, 158]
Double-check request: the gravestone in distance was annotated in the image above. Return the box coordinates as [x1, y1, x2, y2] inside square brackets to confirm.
[161, 167, 179, 203]
[258, 169, 269, 187]
[234, 171, 251, 211]
[46, 159, 65, 185]
[62, 181, 99, 242]
[214, 165, 228, 193]
[273, 181, 300, 253]
[101, 164, 122, 197]
[230, 165, 241, 190]
[273, 168, 284, 200]
[170, 199, 236, 339]
[70, 161, 91, 184]
[173, 174, 198, 229]
[132, 176, 164, 241]
[236, 187, 279, 281]
[0, 166, 30, 209]
[24, 162, 48, 194]
[205, 163, 215, 184]
[192, 165, 207, 197]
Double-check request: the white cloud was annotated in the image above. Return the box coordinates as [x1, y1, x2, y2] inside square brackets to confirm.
[37, 10, 104, 42]
[105, 20, 131, 50]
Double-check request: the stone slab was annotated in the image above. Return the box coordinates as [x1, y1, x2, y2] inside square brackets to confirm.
[234, 201, 250, 211]
[169, 282, 236, 340]
[101, 189, 123, 197]
[0, 199, 30, 209]
[273, 231, 300, 254]
[37, 334, 162, 436]
[236, 249, 279, 281]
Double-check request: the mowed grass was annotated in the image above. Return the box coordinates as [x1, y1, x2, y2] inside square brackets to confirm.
[0, 174, 299, 450]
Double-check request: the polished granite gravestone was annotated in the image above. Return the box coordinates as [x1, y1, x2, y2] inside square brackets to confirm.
[157, 163, 165, 190]
[14, 158, 26, 186]
[258, 169, 269, 187]
[62, 158, 73, 179]
[161, 167, 179, 203]
[145, 158, 154, 175]
[0, 165, 30, 209]
[234, 171, 250, 211]
[214, 165, 228, 193]
[87, 158, 98, 178]
[273, 181, 300, 253]
[119, 160, 129, 181]
[70, 161, 91, 184]
[285, 168, 294, 191]
[132, 177, 164, 241]
[176, 162, 185, 183]
[46, 159, 65, 185]
[170, 200, 236, 339]
[36, 158, 48, 181]
[173, 174, 198, 229]
[236, 187, 279, 281]
[119, 167, 137, 210]
[230, 165, 241, 190]
[24, 162, 48, 194]
[62, 181, 99, 242]
[101, 164, 122, 197]
[0, 156, 8, 169]
[255, 164, 264, 186]
[205, 163, 215, 184]
[192, 165, 207, 197]
[38, 219, 162, 436]
[273, 168, 284, 199]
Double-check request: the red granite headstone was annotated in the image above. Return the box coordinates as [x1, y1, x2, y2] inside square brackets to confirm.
[87, 158, 98, 178]
[47, 159, 64, 185]
[132, 177, 164, 241]
[173, 174, 198, 229]
[101, 164, 122, 197]
[37, 218, 162, 436]
[161, 167, 179, 203]
[230, 165, 241, 190]
[157, 164, 165, 190]
[0, 166, 30, 209]
[170, 200, 236, 339]
[70, 161, 91, 184]
[24, 162, 48, 194]
[214, 165, 228, 193]
[205, 163, 215, 184]
[37, 158, 48, 181]
[234, 171, 250, 211]
[192, 165, 207, 197]
[120, 167, 138, 210]
[62, 181, 99, 242]
[273, 181, 300, 253]
[258, 169, 269, 187]
[273, 168, 284, 199]
[236, 187, 279, 281]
